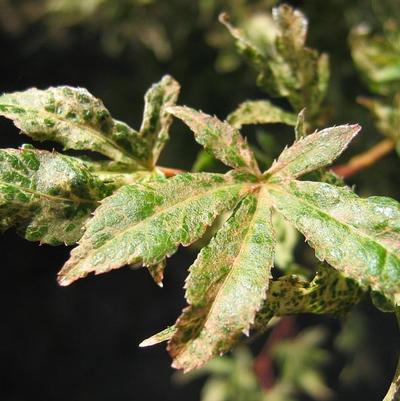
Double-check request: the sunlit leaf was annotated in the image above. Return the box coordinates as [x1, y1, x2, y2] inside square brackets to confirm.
[267, 180, 400, 307]
[227, 100, 296, 129]
[0, 86, 142, 165]
[0, 145, 109, 245]
[168, 106, 260, 174]
[0, 75, 179, 168]
[169, 189, 275, 371]
[58, 172, 253, 285]
[140, 75, 180, 165]
[141, 267, 362, 347]
[267, 124, 360, 180]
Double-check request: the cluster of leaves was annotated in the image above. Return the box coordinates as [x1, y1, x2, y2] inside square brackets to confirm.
[350, 16, 400, 154]
[1, 68, 399, 371]
[220, 4, 329, 126]
[0, 75, 180, 244]
[1, 3, 400, 401]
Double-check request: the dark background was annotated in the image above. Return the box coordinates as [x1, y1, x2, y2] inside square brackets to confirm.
[0, 1, 399, 400]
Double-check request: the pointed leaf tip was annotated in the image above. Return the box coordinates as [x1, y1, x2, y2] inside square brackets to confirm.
[167, 106, 260, 174]
[268, 123, 361, 180]
[168, 189, 275, 371]
[140, 326, 176, 347]
[58, 172, 251, 284]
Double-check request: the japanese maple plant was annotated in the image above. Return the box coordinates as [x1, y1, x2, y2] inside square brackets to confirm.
[0, 4, 398, 400]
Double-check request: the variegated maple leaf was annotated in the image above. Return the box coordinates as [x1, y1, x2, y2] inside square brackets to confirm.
[56, 104, 399, 372]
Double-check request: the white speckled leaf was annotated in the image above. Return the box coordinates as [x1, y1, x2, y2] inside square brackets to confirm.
[0, 75, 179, 168]
[0, 86, 142, 165]
[267, 124, 361, 180]
[221, 5, 329, 118]
[140, 75, 180, 166]
[58, 172, 253, 285]
[167, 106, 260, 174]
[168, 188, 275, 371]
[267, 180, 400, 307]
[140, 267, 362, 347]
[0, 146, 109, 245]
[227, 100, 296, 129]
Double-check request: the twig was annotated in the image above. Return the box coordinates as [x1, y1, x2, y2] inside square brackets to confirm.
[331, 138, 395, 178]
[158, 138, 396, 179]
[157, 166, 185, 177]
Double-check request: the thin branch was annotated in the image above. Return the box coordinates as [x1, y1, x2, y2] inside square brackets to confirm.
[331, 138, 395, 178]
[157, 166, 185, 177]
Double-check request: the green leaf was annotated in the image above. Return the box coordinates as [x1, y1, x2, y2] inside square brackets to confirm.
[267, 180, 400, 307]
[167, 189, 275, 371]
[0, 75, 180, 168]
[0, 146, 109, 245]
[350, 24, 400, 96]
[139, 75, 180, 166]
[266, 124, 360, 180]
[58, 172, 253, 285]
[272, 212, 299, 273]
[254, 267, 363, 329]
[226, 100, 296, 129]
[140, 267, 362, 347]
[221, 5, 329, 118]
[294, 108, 307, 140]
[0, 86, 142, 165]
[167, 106, 260, 174]
[139, 326, 177, 347]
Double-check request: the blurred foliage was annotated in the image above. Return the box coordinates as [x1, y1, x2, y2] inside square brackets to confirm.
[0, 0, 276, 60]
[179, 327, 333, 401]
[350, 0, 400, 154]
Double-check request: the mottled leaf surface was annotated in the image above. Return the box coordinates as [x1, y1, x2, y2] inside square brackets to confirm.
[221, 5, 329, 118]
[168, 189, 275, 371]
[0, 86, 142, 165]
[168, 106, 260, 174]
[254, 268, 363, 329]
[139, 75, 180, 165]
[58, 172, 253, 285]
[350, 24, 400, 96]
[0, 75, 179, 168]
[267, 125, 360, 180]
[267, 180, 400, 306]
[227, 100, 296, 129]
[141, 268, 362, 347]
[0, 146, 109, 245]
